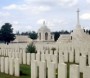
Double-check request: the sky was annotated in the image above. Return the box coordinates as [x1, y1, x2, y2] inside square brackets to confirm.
[0, 0, 90, 33]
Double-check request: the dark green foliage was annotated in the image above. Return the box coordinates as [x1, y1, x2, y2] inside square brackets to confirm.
[26, 43, 37, 53]
[0, 23, 15, 44]
[85, 29, 90, 34]
[52, 30, 70, 41]
[21, 32, 29, 35]
[52, 32, 60, 41]
[21, 31, 37, 40]
[28, 31, 37, 40]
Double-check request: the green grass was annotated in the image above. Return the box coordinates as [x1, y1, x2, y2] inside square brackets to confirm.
[0, 64, 30, 78]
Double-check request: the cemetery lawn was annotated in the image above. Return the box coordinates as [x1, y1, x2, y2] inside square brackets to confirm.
[0, 64, 31, 78]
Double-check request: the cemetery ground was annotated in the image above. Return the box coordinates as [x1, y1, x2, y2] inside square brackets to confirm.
[0, 61, 83, 78]
[0, 64, 30, 78]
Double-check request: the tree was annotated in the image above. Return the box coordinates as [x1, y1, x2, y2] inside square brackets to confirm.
[0, 23, 15, 44]
[16, 31, 20, 35]
[52, 30, 70, 41]
[28, 31, 37, 40]
[26, 42, 37, 53]
[52, 32, 60, 41]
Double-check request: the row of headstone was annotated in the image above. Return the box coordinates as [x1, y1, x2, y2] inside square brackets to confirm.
[22, 50, 90, 68]
[0, 44, 90, 67]
[36, 46, 90, 64]
[0, 49, 31, 65]
[0, 57, 20, 77]
[0, 48, 25, 57]
[31, 60, 90, 78]
[31, 60, 83, 78]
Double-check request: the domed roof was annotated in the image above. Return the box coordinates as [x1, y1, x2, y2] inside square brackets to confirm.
[38, 21, 50, 32]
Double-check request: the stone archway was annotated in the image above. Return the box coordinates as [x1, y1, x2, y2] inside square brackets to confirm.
[45, 32, 48, 40]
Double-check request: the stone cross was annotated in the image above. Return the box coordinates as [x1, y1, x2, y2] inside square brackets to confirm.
[76, 8, 81, 29]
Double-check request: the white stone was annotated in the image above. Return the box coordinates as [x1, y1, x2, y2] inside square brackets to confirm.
[46, 54, 51, 67]
[19, 52, 23, 64]
[5, 57, 9, 74]
[63, 51, 68, 62]
[1, 57, 5, 73]
[59, 54, 64, 63]
[88, 54, 90, 66]
[45, 54, 51, 62]
[70, 65, 79, 78]
[9, 58, 14, 75]
[8, 52, 12, 58]
[41, 54, 45, 61]
[79, 56, 86, 72]
[50, 50, 53, 54]
[39, 61, 46, 78]
[36, 53, 40, 61]
[48, 62, 55, 78]
[58, 63, 67, 78]
[31, 60, 37, 78]
[75, 50, 80, 63]
[15, 58, 20, 77]
[52, 54, 58, 68]
[23, 51, 26, 64]
[27, 53, 31, 65]
[69, 51, 74, 62]
[31, 53, 36, 61]
[83, 66, 90, 78]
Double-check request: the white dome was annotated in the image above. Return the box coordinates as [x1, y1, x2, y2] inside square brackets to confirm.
[38, 21, 50, 32]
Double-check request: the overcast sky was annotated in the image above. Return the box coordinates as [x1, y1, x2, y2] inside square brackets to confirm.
[0, 0, 90, 33]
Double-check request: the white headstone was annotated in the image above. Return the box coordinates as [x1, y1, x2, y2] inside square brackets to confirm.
[79, 56, 86, 72]
[69, 51, 74, 62]
[83, 66, 90, 78]
[52, 54, 58, 68]
[59, 54, 64, 64]
[48, 62, 55, 78]
[1, 57, 4, 73]
[70, 65, 79, 78]
[23, 51, 26, 64]
[31, 53, 36, 61]
[15, 58, 20, 77]
[9, 58, 14, 75]
[39, 61, 46, 78]
[5, 57, 9, 74]
[58, 63, 67, 78]
[27, 53, 31, 65]
[41, 54, 45, 61]
[19, 52, 23, 64]
[31, 60, 37, 78]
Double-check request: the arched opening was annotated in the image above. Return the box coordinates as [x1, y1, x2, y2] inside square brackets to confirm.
[71, 36, 72, 40]
[39, 33, 41, 40]
[45, 32, 48, 40]
[51, 36, 52, 39]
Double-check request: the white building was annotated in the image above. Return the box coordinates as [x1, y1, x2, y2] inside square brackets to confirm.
[71, 9, 90, 42]
[37, 21, 54, 42]
[57, 9, 90, 43]
[12, 35, 32, 43]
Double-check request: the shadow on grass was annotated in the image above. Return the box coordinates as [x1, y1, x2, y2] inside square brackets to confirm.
[20, 70, 28, 76]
